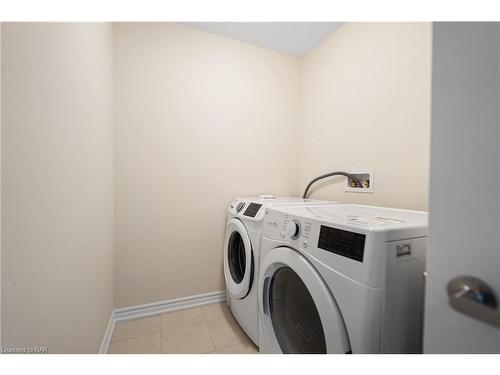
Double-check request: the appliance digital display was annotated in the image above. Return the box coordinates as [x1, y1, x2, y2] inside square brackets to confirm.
[318, 225, 365, 262]
[243, 203, 262, 217]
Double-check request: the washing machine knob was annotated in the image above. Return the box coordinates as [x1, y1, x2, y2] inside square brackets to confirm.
[286, 220, 301, 239]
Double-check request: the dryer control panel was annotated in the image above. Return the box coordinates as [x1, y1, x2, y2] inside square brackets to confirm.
[228, 199, 266, 221]
[243, 203, 262, 218]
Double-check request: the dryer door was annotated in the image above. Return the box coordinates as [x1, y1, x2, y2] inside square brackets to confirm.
[224, 218, 254, 299]
[260, 247, 350, 354]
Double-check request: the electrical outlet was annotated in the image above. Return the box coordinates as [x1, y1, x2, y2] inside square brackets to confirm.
[345, 170, 374, 193]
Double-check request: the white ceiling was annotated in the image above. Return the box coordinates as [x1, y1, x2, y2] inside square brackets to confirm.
[185, 22, 343, 57]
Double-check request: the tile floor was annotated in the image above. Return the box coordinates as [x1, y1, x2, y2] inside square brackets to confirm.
[108, 302, 259, 354]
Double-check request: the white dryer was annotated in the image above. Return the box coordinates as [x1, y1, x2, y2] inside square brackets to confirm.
[258, 204, 428, 353]
[223, 196, 336, 346]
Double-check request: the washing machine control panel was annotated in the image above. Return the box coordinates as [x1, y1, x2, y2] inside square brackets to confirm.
[318, 225, 366, 262]
[286, 220, 301, 239]
[268, 210, 365, 261]
[280, 215, 312, 243]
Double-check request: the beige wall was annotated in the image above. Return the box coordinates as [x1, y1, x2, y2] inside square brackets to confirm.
[298, 23, 431, 210]
[1, 23, 114, 353]
[113, 23, 301, 308]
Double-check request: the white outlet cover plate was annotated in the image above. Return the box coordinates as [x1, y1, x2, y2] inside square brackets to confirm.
[345, 169, 374, 193]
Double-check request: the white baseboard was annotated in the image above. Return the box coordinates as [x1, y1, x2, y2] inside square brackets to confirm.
[99, 290, 226, 354]
[99, 313, 116, 354]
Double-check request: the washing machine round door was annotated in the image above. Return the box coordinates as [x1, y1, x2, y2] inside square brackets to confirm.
[224, 218, 254, 299]
[260, 247, 350, 354]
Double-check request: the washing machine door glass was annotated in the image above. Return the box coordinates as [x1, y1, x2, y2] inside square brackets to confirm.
[260, 247, 350, 354]
[228, 231, 247, 284]
[224, 218, 254, 299]
[269, 266, 326, 353]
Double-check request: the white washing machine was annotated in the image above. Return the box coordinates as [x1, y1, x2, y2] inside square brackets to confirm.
[223, 196, 337, 346]
[258, 204, 428, 353]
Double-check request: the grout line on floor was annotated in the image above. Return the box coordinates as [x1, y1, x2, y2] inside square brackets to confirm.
[205, 321, 217, 353]
[109, 301, 253, 354]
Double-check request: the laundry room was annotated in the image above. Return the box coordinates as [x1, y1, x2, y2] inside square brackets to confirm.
[1, 1, 500, 369]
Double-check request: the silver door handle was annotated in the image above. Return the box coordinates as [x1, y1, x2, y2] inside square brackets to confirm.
[447, 275, 500, 328]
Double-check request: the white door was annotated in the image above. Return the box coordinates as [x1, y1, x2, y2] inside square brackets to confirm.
[259, 247, 350, 354]
[223, 218, 254, 299]
[424, 22, 500, 353]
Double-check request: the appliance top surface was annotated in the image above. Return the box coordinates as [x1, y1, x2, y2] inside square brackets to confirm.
[273, 204, 428, 232]
[235, 196, 337, 206]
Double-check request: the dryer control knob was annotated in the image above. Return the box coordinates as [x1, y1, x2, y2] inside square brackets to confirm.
[286, 220, 301, 239]
[236, 202, 245, 213]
